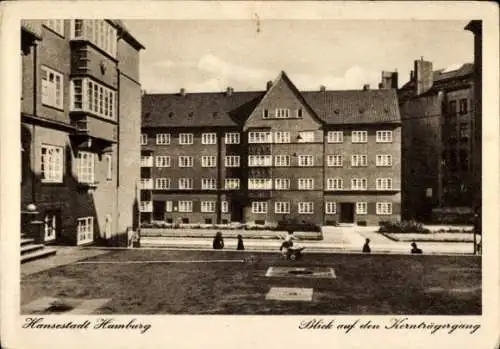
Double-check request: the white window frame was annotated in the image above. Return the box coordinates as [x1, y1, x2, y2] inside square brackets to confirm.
[155, 178, 171, 189]
[140, 155, 153, 167]
[43, 20, 65, 36]
[201, 201, 216, 213]
[224, 156, 240, 168]
[251, 201, 268, 214]
[179, 133, 194, 145]
[104, 154, 112, 180]
[356, 202, 368, 215]
[76, 151, 95, 184]
[274, 155, 290, 167]
[376, 154, 393, 167]
[178, 201, 193, 213]
[351, 154, 368, 167]
[165, 201, 173, 212]
[201, 133, 217, 145]
[376, 202, 393, 215]
[140, 134, 148, 145]
[327, 154, 343, 167]
[248, 178, 272, 190]
[298, 155, 314, 167]
[201, 178, 217, 190]
[201, 156, 216, 168]
[224, 178, 240, 190]
[352, 131, 368, 143]
[225, 132, 240, 144]
[41, 144, 63, 183]
[178, 178, 194, 190]
[71, 78, 116, 119]
[248, 155, 272, 167]
[156, 133, 170, 145]
[179, 156, 194, 168]
[274, 131, 291, 143]
[274, 178, 290, 190]
[275, 201, 290, 214]
[155, 156, 171, 168]
[41, 66, 63, 109]
[327, 178, 343, 190]
[298, 178, 314, 190]
[248, 131, 272, 144]
[275, 108, 290, 119]
[298, 202, 314, 214]
[376, 130, 393, 143]
[327, 131, 344, 143]
[71, 20, 117, 57]
[325, 202, 337, 214]
[298, 131, 315, 143]
[77, 217, 94, 245]
[351, 178, 368, 191]
[221, 201, 229, 213]
[376, 178, 393, 190]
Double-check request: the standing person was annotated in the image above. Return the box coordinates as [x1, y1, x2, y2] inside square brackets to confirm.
[410, 242, 423, 254]
[236, 234, 245, 250]
[284, 229, 296, 246]
[362, 238, 371, 253]
[213, 232, 224, 250]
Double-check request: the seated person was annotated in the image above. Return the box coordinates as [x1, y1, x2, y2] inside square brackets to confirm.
[411, 242, 423, 254]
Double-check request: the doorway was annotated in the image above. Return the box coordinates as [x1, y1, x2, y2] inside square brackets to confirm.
[43, 211, 60, 243]
[339, 203, 355, 223]
[153, 201, 166, 221]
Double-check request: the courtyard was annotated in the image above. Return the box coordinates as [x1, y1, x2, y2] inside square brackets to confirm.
[21, 249, 481, 315]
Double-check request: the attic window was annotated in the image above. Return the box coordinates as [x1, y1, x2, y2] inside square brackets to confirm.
[168, 112, 174, 118]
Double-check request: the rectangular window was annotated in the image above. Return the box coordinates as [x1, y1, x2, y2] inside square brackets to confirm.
[156, 156, 171, 168]
[298, 202, 314, 214]
[43, 20, 65, 36]
[105, 154, 112, 180]
[297, 108, 303, 118]
[459, 99, 468, 114]
[178, 178, 193, 190]
[262, 109, 269, 118]
[224, 178, 240, 190]
[41, 144, 63, 183]
[298, 178, 314, 190]
[275, 201, 290, 214]
[298, 155, 314, 167]
[448, 100, 457, 116]
[376, 130, 393, 143]
[179, 133, 194, 145]
[298, 131, 315, 143]
[275, 108, 290, 118]
[274, 131, 291, 143]
[155, 178, 171, 189]
[459, 123, 470, 140]
[71, 20, 117, 57]
[201, 156, 216, 168]
[325, 202, 337, 214]
[76, 151, 95, 183]
[351, 178, 368, 190]
[327, 131, 344, 143]
[201, 201, 216, 213]
[376, 178, 393, 190]
[376, 154, 393, 167]
[248, 131, 272, 143]
[165, 201, 173, 212]
[76, 217, 94, 245]
[248, 178, 272, 190]
[140, 134, 148, 145]
[71, 78, 116, 119]
[274, 178, 290, 190]
[376, 202, 393, 215]
[248, 155, 272, 167]
[351, 154, 368, 167]
[179, 156, 194, 167]
[225, 132, 240, 144]
[201, 178, 217, 190]
[327, 178, 343, 190]
[252, 201, 268, 214]
[225, 156, 240, 167]
[140, 155, 153, 167]
[41, 66, 63, 109]
[356, 202, 368, 215]
[156, 133, 170, 145]
[352, 131, 368, 143]
[274, 155, 290, 167]
[201, 133, 217, 145]
[178, 201, 193, 213]
[327, 155, 343, 167]
[221, 201, 229, 213]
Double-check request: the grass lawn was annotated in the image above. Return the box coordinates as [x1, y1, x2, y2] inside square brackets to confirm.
[385, 232, 474, 243]
[21, 250, 481, 315]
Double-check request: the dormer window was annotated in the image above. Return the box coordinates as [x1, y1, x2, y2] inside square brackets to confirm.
[275, 108, 290, 119]
[297, 108, 303, 118]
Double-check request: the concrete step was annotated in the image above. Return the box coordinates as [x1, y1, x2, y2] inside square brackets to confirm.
[21, 243, 45, 255]
[21, 238, 35, 246]
[21, 247, 57, 264]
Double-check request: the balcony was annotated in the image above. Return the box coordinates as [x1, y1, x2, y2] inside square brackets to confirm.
[140, 178, 153, 190]
[140, 201, 153, 212]
[141, 156, 153, 167]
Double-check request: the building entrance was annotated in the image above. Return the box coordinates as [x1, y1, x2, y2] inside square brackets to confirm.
[339, 203, 355, 223]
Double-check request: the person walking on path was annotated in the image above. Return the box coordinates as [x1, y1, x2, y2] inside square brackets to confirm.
[236, 234, 245, 250]
[362, 238, 371, 253]
[213, 232, 224, 250]
[411, 242, 423, 254]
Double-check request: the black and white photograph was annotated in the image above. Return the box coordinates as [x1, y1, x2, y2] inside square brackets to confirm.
[1, 2, 498, 349]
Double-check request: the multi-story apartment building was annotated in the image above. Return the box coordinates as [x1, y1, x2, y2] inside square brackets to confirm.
[21, 20, 144, 246]
[141, 71, 401, 226]
[399, 58, 475, 221]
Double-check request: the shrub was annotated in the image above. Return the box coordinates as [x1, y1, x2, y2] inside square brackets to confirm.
[378, 220, 430, 234]
[276, 218, 320, 232]
[357, 221, 367, 226]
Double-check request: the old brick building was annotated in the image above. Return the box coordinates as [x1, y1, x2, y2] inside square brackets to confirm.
[141, 71, 401, 226]
[399, 58, 476, 221]
[21, 20, 144, 246]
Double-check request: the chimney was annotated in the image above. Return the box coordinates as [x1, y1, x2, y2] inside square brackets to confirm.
[320, 85, 326, 92]
[414, 57, 433, 95]
[362, 84, 370, 91]
[226, 87, 233, 96]
[266, 80, 273, 91]
[379, 71, 398, 89]
[179, 88, 186, 96]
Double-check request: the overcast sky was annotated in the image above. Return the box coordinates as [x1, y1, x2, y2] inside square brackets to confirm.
[123, 20, 474, 93]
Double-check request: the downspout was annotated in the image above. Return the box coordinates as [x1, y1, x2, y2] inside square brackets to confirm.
[115, 33, 122, 243]
[216, 131, 222, 224]
[31, 42, 38, 205]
